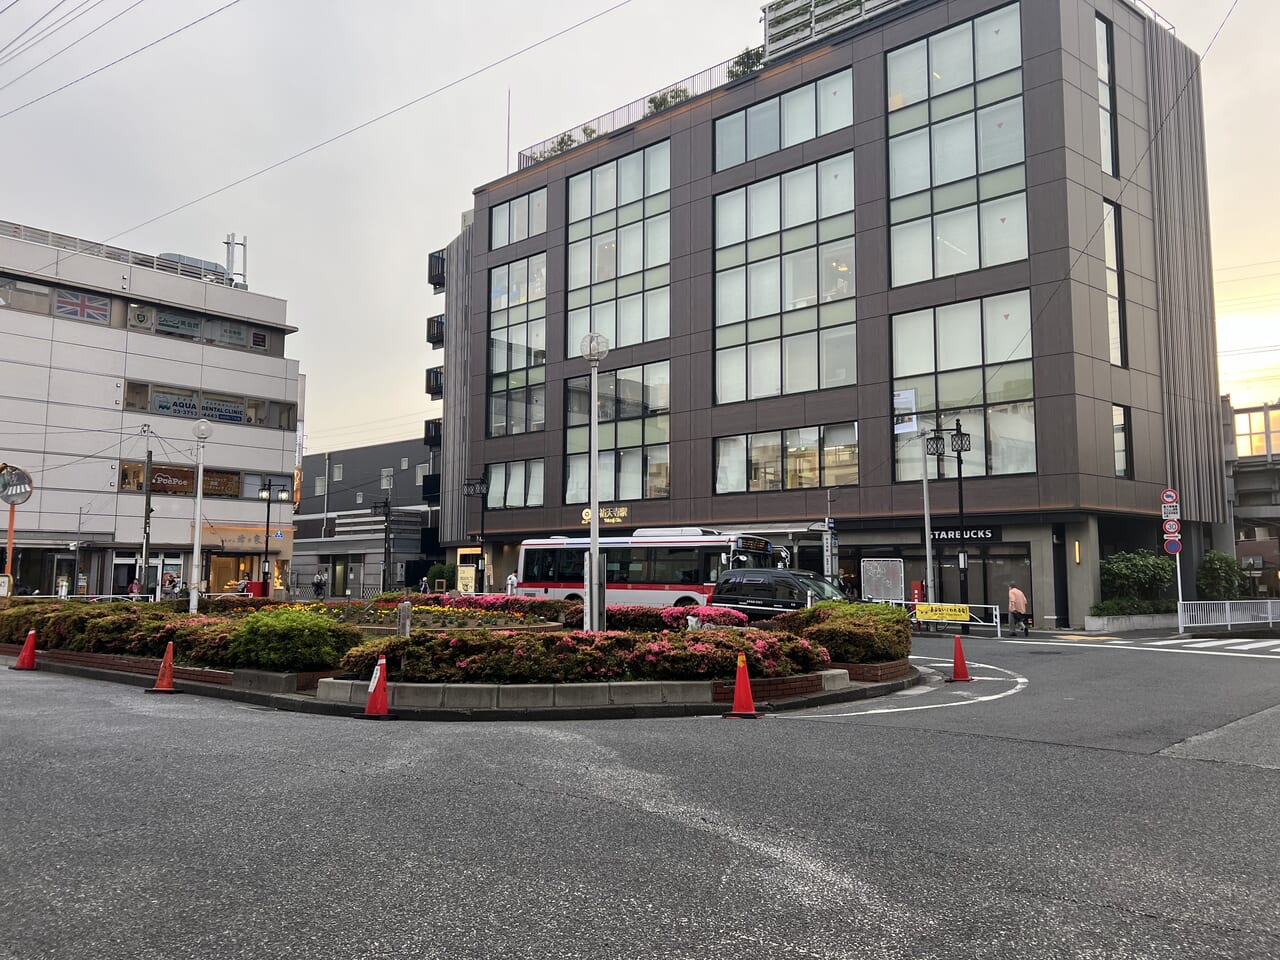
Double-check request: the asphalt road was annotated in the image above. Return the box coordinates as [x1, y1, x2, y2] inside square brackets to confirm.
[2, 634, 1278, 960]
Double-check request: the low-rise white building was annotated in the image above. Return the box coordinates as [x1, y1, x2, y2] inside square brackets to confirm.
[0, 220, 302, 597]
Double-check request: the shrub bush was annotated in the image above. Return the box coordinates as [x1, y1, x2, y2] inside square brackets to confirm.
[340, 626, 830, 684]
[0, 600, 240, 664]
[760, 601, 910, 663]
[1100, 551, 1175, 603]
[228, 607, 363, 672]
[1197, 550, 1245, 601]
[1088, 597, 1178, 617]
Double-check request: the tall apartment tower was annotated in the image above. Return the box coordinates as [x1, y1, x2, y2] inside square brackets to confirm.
[433, 0, 1226, 626]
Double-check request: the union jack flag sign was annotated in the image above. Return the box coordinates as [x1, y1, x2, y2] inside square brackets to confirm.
[54, 289, 111, 324]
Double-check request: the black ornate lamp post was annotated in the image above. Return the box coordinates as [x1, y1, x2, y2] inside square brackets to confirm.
[257, 479, 290, 597]
[462, 478, 490, 593]
[930, 418, 972, 634]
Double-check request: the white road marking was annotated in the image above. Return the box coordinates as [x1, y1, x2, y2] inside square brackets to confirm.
[786, 657, 1029, 718]
[1184, 638, 1253, 649]
[999, 639, 1280, 660]
[1147, 638, 1195, 645]
[1225, 640, 1280, 651]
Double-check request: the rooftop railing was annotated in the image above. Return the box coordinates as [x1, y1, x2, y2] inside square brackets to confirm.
[515, 0, 1175, 171]
[517, 50, 751, 170]
[0, 219, 226, 283]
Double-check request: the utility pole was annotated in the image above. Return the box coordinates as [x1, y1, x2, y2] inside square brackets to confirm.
[382, 497, 392, 593]
[140, 425, 153, 594]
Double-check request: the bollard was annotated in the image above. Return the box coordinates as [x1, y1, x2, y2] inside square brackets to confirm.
[397, 600, 412, 638]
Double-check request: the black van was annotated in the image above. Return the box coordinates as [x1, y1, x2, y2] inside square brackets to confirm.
[709, 568, 849, 621]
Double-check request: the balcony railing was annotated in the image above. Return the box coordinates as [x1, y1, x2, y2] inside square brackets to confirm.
[427, 314, 445, 346]
[426, 366, 444, 399]
[428, 250, 446, 292]
[425, 417, 442, 446]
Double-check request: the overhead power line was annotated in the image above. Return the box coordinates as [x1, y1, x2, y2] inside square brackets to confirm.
[0, 0, 248, 121]
[0, 0, 150, 94]
[0, 0, 75, 61]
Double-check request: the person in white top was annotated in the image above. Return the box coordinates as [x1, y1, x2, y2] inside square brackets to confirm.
[506, 572, 518, 595]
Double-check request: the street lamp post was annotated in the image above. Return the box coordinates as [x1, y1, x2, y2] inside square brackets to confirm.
[919, 432, 936, 604]
[462, 478, 490, 593]
[257, 478, 290, 598]
[930, 418, 972, 633]
[581, 332, 610, 632]
[189, 420, 212, 613]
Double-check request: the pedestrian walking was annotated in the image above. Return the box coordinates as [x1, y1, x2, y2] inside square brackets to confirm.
[313, 570, 325, 600]
[1008, 581, 1030, 636]
[506, 571, 518, 595]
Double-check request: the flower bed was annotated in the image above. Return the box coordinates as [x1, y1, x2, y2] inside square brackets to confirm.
[341, 626, 827, 684]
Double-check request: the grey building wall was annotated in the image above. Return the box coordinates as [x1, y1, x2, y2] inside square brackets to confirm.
[1145, 18, 1225, 526]
[440, 217, 474, 546]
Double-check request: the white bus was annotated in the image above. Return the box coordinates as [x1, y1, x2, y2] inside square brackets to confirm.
[517, 528, 777, 607]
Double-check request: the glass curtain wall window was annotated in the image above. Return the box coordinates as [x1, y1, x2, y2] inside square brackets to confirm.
[714, 152, 856, 404]
[1103, 200, 1126, 367]
[885, 3, 1027, 287]
[564, 361, 670, 503]
[715, 69, 853, 169]
[1112, 405, 1132, 478]
[485, 459, 546, 509]
[1234, 410, 1280, 458]
[715, 422, 859, 494]
[488, 253, 549, 437]
[490, 188, 548, 250]
[891, 289, 1036, 480]
[567, 142, 671, 357]
[1096, 16, 1118, 177]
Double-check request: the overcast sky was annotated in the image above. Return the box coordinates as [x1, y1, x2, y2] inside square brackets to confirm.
[0, 0, 1274, 455]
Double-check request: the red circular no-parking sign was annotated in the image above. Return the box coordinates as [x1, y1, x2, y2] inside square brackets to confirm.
[1164, 538, 1182, 555]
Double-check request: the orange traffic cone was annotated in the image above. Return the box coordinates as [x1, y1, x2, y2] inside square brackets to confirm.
[354, 654, 398, 721]
[9, 628, 37, 671]
[723, 652, 763, 719]
[145, 641, 181, 694]
[946, 635, 972, 683]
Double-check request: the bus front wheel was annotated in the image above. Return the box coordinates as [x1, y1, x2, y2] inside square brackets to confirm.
[565, 593, 583, 604]
[673, 596, 699, 607]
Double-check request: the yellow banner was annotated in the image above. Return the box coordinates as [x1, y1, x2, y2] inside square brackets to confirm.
[916, 603, 970, 622]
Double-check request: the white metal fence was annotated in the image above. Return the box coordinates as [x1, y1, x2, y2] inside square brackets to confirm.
[1179, 600, 1280, 632]
[874, 600, 1004, 638]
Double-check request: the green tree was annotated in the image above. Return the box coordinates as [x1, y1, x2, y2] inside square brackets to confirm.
[425, 563, 456, 591]
[727, 46, 765, 80]
[1099, 550, 1175, 603]
[1197, 549, 1245, 600]
[647, 86, 691, 115]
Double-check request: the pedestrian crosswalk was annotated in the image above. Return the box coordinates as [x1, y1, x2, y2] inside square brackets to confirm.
[1003, 633, 1280, 659]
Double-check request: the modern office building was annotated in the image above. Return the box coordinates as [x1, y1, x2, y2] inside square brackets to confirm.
[433, 0, 1229, 626]
[293, 438, 442, 599]
[0, 220, 301, 597]
[1227, 398, 1280, 596]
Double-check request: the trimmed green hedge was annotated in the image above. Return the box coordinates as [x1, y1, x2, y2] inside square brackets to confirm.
[0, 600, 362, 672]
[761, 601, 911, 663]
[340, 627, 830, 684]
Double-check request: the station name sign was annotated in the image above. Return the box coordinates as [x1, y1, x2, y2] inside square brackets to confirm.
[931, 527, 1001, 542]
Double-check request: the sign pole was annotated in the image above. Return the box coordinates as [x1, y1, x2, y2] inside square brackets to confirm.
[5, 502, 13, 577]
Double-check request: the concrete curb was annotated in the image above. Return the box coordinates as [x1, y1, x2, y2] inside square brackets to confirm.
[2, 655, 922, 721]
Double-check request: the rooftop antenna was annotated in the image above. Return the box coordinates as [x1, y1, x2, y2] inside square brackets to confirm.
[223, 233, 248, 288]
